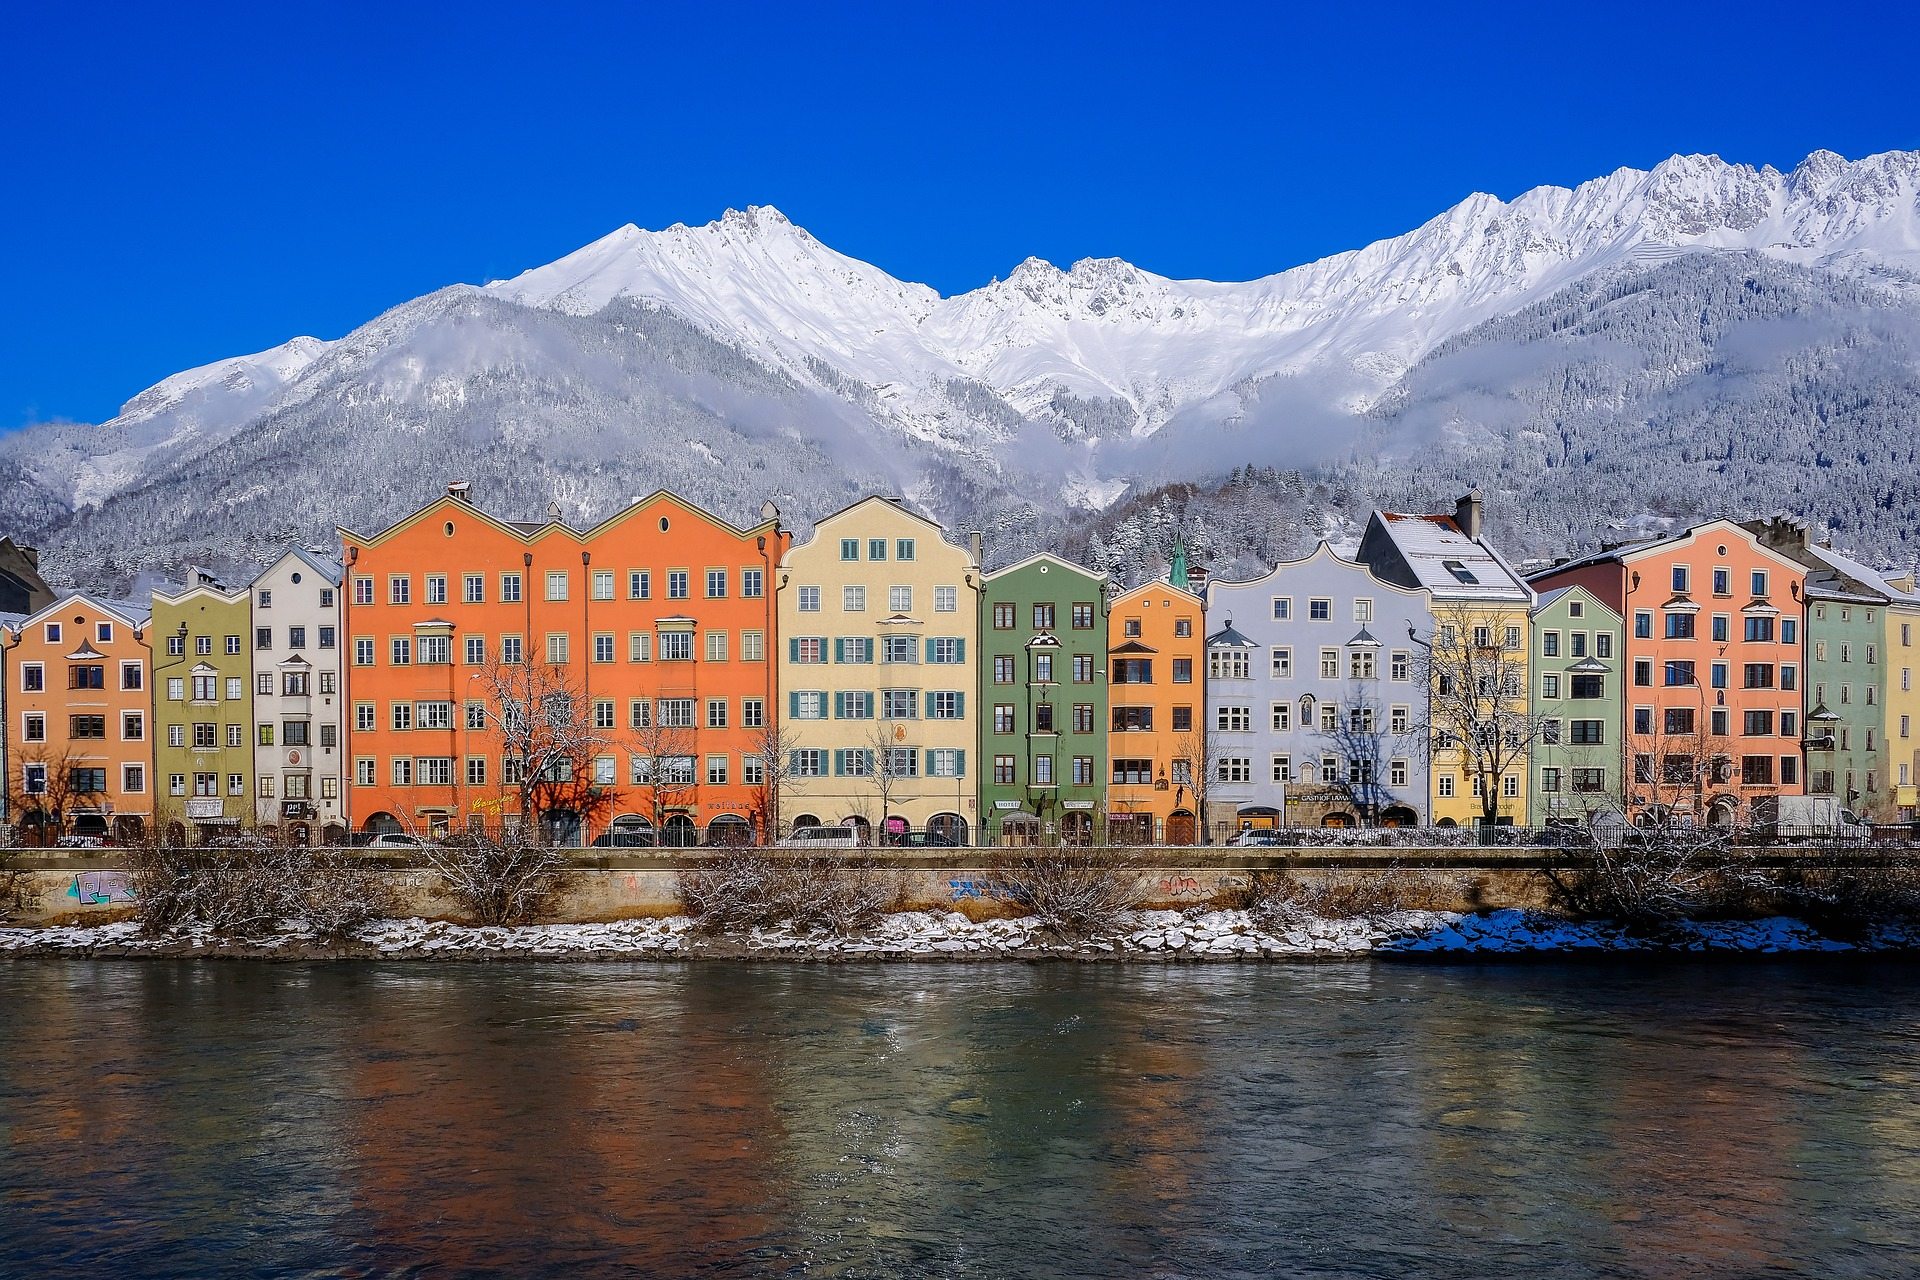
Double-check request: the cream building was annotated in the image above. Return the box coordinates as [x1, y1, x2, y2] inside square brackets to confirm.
[249, 548, 346, 841]
[775, 497, 981, 843]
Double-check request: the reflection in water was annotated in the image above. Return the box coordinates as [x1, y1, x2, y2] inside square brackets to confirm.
[3, 959, 1920, 1278]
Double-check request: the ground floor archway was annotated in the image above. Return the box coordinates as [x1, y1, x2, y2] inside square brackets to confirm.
[706, 815, 753, 846]
[1321, 812, 1354, 829]
[926, 812, 969, 846]
[1109, 813, 1152, 845]
[1379, 805, 1419, 828]
[363, 812, 403, 835]
[111, 815, 145, 843]
[1060, 812, 1092, 845]
[998, 813, 1042, 846]
[661, 814, 698, 847]
[839, 815, 872, 845]
[1166, 809, 1198, 845]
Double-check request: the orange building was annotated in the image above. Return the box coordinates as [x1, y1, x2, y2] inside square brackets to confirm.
[4, 594, 152, 842]
[1532, 519, 1809, 824]
[1105, 575, 1206, 844]
[341, 485, 788, 846]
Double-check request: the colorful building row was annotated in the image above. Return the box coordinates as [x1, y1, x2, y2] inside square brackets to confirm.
[7, 488, 1918, 846]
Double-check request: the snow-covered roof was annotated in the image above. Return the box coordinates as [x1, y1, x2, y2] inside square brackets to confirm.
[1795, 542, 1920, 606]
[1206, 623, 1257, 648]
[1372, 513, 1530, 602]
[1530, 585, 1622, 620]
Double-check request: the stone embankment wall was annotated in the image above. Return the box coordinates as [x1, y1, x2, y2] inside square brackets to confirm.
[4, 847, 1562, 927]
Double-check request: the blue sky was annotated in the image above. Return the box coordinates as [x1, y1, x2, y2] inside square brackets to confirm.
[4, 0, 1916, 427]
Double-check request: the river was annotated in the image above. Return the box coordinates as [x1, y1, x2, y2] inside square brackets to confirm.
[2, 959, 1917, 1278]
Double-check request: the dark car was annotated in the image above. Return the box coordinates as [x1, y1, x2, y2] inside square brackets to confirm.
[591, 831, 657, 849]
[882, 830, 960, 848]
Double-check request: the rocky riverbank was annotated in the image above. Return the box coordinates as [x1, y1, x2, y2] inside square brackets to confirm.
[4, 908, 1918, 961]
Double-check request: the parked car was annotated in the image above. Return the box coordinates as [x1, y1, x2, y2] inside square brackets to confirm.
[882, 830, 961, 848]
[779, 825, 861, 849]
[53, 834, 107, 849]
[1750, 795, 1871, 842]
[362, 832, 425, 849]
[591, 831, 656, 848]
[1228, 828, 1283, 847]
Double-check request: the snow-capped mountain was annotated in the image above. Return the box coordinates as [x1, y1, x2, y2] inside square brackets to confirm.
[8, 147, 1920, 589]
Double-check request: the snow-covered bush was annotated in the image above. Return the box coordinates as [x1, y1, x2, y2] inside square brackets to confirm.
[1243, 866, 1463, 926]
[126, 831, 393, 939]
[989, 848, 1143, 939]
[677, 851, 894, 935]
[1538, 824, 1762, 926]
[423, 828, 571, 926]
[1769, 849, 1920, 939]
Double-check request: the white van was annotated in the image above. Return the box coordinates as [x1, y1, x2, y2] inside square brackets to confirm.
[781, 825, 861, 849]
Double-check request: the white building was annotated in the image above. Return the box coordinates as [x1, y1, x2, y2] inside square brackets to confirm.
[250, 548, 346, 841]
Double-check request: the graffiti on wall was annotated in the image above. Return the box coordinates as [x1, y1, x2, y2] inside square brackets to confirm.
[68, 871, 136, 906]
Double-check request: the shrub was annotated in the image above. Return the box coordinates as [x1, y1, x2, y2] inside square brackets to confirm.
[1243, 866, 1461, 926]
[1768, 848, 1920, 939]
[125, 832, 394, 940]
[423, 828, 571, 926]
[677, 850, 894, 934]
[1538, 824, 1762, 926]
[989, 848, 1143, 939]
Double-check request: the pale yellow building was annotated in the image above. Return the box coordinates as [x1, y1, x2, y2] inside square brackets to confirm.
[1887, 593, 1920, 819]
[774, 497, 981, 843]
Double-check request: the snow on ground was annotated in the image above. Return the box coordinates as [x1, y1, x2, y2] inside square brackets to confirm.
[4, 908, 1918, 959]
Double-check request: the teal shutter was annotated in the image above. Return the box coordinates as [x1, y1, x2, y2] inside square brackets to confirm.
[788, 691, 800, 719]
[925, 637, 937, 663]
[788, 637, 800, 663]
[955, 749, 966, 777]
[832, 749, 845, 777]
[834, 637, 846, 663]
[954, 691, 965, 718]
[955, 637, 965, 663]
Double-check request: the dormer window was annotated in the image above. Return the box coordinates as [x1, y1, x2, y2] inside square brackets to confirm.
[1442, 559, 1479, 584]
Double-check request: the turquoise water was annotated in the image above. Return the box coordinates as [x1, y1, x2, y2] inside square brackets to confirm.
[2, 959, 1917, 1278]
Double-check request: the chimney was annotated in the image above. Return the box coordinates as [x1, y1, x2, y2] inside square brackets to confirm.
[969, 531, 984, 568]
[1454, 489, 1484, 542]
[446, 479, 472, 504]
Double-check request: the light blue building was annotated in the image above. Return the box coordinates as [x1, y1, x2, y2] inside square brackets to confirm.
[1205, 543, 1435, 830]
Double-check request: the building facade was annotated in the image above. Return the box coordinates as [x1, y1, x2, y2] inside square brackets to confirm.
[151, 573, 254, 839]
[5, 594, 151, 841]
[343, 486, 787, 845]
[978, 554, 1108, 844]
[1357, 492, 1535, 826]
[1105, 576, 1205, 843]
[1206, 544, 1434, 831]
[775, 497, 979, 843]
[1533, 519, 1808, 825]
[249, 549, 346, 841]
[1529, 586, 1626, 823]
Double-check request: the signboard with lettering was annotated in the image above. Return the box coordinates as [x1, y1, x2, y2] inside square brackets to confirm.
[185, 798, 224, 820]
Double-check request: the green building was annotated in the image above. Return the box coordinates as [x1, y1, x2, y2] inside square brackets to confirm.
[979, 554, 1108, 844]
[1530, 585, 1625, 823]
[152, 571, 255, 840]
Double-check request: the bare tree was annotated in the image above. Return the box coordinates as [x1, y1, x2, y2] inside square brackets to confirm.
[7, 747, 84, 845]
[1305, 688, 1408, 826]
[626, 712, 700, 845]
[1174, 724, 1224, 844]
[1410, 603, 1553, 828]
[469, 658, 618, 844]
[747, 720, 802, 845]
[862, 720, 913, 843]
[422, 825, 572, 925]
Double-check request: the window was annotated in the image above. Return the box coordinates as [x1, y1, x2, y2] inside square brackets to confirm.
[546, 634, 570, 665]
[353, 577, 374, 606]
[1172, 658, 1193, 683]
[1218, 756, 1252, 784]
[390, 637, 412, 666]
[1635, 611, 1652, 639]
[1742, 756, 1775, 785]
[741, 568, 764, 599]
[890, 586, 913, 613]
[499, 573, 522, 604]
[1664, 661, 1695, 687]
[1217, 705, 1251, 732]
[883, 635, 918, 665]
[1071, 603, 1095, 629]
[70, 714, 106, 739]
[1542, 769, 1566, 795]
[1541, 674, 1561, 699]
[1671, 565, 1690, 593]
[867, 538, 887, 561]
[1663, 708, 1694, 735]
[1570, 675, 1604, 699]
[933, 638, 965, 665]
[936, 586, 957, 613]
[1751, 570, 1769, 597]
[798, 586, 820, 612]
[418, 634, 450, 665]
[193, 633, 212, 656]
[668, 571, 689, 599]
[424, 575, 447, 605]
[993, 755, 1016, 785]
[705, 698, 729, 729]
[929, 691, 963, 720]
[1743, 663, 1775, 689]
[628, 699, 651, 729]
[840, 537, 860, 561]
[627, 570, 650, 600]
[1112, 706, 1154, 732]
[1211, 648, 1251, 680]
[1033, 603, 1054, 630]
[1271, 647, 1292, 678]
[896, 538, 916, 561]
[706, 755, 729, 786]
[1570, 720, 1605, 745]
[1308, 598, 1332, 621]
[1743, 710, 1774, 736]
[1272, 597, 1291, 620]
[881, 688, 917, 719]
[390, 576, 411, 605]
[1072, 703, 1094, 733]
[658, 631, 692, 661]
[1350, 649, 1376, 680]
[658, 698, 695, 728]
[590, 570, 615, 601]
[1665, 612, 1695, 640]
[1543, 631, 1560, 658]
[1111, 658, 1152, 684]
[1072, 654, 1094, 683]
[501, 635, 523, 665]
[1033, 653, 1053, 682]
[1319, 648, 1339, 679]
[20, 662, 43, 693]
[843, 585, 866, 612]
[544, 571, 568, 601]
[993, 603, 1016, 629]
[284, 719, 313, 746]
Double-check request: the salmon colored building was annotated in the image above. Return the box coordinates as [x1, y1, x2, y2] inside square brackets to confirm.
[4, 594, 152, 842]
[341, 485, 788, 845]
[1532, 519, 1809, 824]
[1106, 573, 1206, 844]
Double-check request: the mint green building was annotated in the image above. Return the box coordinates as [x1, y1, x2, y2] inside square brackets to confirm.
[1530, 585, 1625, 823]
[978, 554, 1108, 844]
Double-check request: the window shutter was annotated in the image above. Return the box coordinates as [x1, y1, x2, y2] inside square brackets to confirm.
[788, 691, 800, 719]
[954, 692, 965, 717]
[832, 749, 845, 777]
[834, 637, 846, 663]
[954, 638, 965, 663]
[923, 691, 935, 718]
[925, 637, 937, 663]
[954, 749, 966, 777]
[788, 637, 800, 663]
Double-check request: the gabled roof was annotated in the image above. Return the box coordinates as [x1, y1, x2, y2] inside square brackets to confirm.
[10, 591, 149, 633]
[1531, 585, 1623, 621]
[255, 545, 344, 587]
[343, 488, 779, 551]
[1107, 578, 1197, 609]
[1536, 519, 1809, 582]
[1364, 513, 1531, 603]
[982, 551, 1106, 585]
